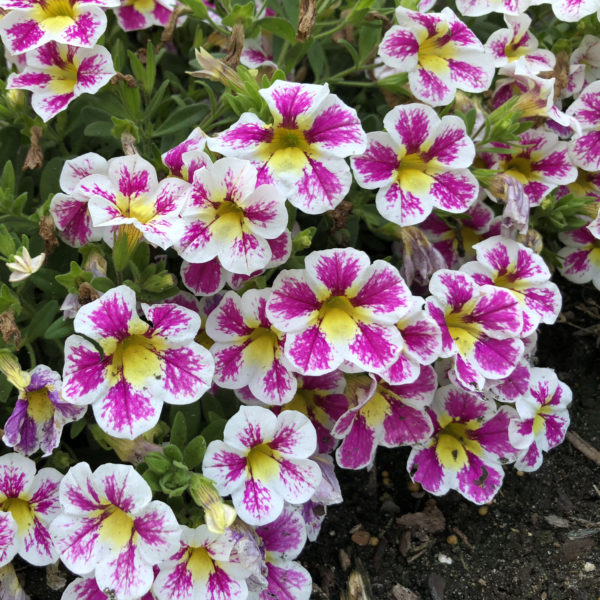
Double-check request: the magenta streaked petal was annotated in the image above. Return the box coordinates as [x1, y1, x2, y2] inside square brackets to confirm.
[430, 170, 478, 213]
[382, 401, 433, 447]
[407, 445, 452, 496]
[335, 414, 377, 469]
[133, 501, 180, 565]
[515, 442, 543, 472]
[260, 561, 312, 600]
[250, 358, 297, 406]
[270, 411, 317, 457]
[351, 132, 399, 189]
[456, 453, 504, 504]
[181, 259, 227, 296]
[255, 505, 306, 559]
[61, 576, 110, 600]
[0, 513, 17, 568]
[570, 130, 600, 172]
[383, 103, 437, 152]
[424, 115, 475, 168]
[207, 112, 272, 157]
[201, 441, 248, 496]
[50, 513, 104, 574]
[260, 80, 329, 128]
[272, 457, 321, 504]
[378, 25, 419, 71]
[267, 269, 320, 331]
[346, 321, 403, 372]
[471, 406, 517, 458]
[50, 193, 99, 247]
[408, 66, 454, 107]
[56, 7, 106, 47]
[232, 476, 282, 526]
[472, 335, 524, 380]
[447, 56, 494, 93]
[376, 182, 432, 226]
[284, 325, 339, 376]
[0, 12, 47, 55]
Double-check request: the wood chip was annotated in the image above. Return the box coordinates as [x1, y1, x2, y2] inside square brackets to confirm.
[544, 514, 570, 528]
[566, 431, 600, 467]
[392, 583, 421, 600]
[339, 549, 351, 571]
[351, 530, 371, 546]
[397, 502, 445, 533]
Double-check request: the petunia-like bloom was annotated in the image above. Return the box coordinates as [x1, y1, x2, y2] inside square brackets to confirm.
[114, 0, 175, 31]
[378, 7, 494, 106]
[421, 201, 497, 269]
[333, 368, 436, 470]
[426, 269, 524, 391]
[207, 80, 367, 215]
[351, 103, 478, 226]
[62, 285, 214, 439]
[485, 14, 555, 76]
[161, 127, 209, 182]
[174, 157, 288, 276]
[567, 81, 600, 173]
[240, 35, 276, 70]
[6, 246, 44, 282]
[484, 129, 578, 207]
[7, 41, 114, 121]
[3, 364, 86, 456]
[460, 236, 562, 337]
[455, 0, 529, 16]
[408, 384, 519, 503]
[202, 406, 322, 526]
[378, 297, 443, 386]
[80, 154, 190, 250]
[558, 225, 600, 290]
[50, 152, 107, 247]
[0, 0, 118, 56]
[0, 453, 62, 566]
[153, 524, 248, 600]
[508, 368, 571, 471]
[266, 248, 412, 375]
[62, 574, 156, 600]
[250, 506, 312, 600]
[205, 289, 296, 406]
[568, 35, 600, 98]
[541, 0, 600, 22]
[50, 462, 180, 599]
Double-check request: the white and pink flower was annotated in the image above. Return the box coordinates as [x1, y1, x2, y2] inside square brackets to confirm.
[114, 0, 176, 31]
[351, 103, 478, 226]
[202, 406, 322, 526]
[6, 41, 114, 121]
[567, 81, 600, 173]
[0, 0, 118, 55]
[558, 225, 600, 290]
[50, 462, 180, 599]
[207, 80, 367, 214]
[426, 269, 524, 391]
[175, 157, 288, 276]
[408, 384, 519, 504]
[0, 453, 62, 567]
[266, 248, 412, 375]
[62, 285, 214, 439]
[378, 7, 494, 106]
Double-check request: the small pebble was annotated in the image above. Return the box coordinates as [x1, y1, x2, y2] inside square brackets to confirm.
[478, 506, 489, 516]
[437, 553, 453, 565]
[446, 534, 458, 545]
[339, 549, 351, 571]
[382, 477, 392, 487]
[381, 470, 390, 477]
[584, 562, 596, 572]
[516, 470, 525, 477]
[351, 530, 371, 546]
[408, 481, 421, 492]
[369, 536, 379, 547]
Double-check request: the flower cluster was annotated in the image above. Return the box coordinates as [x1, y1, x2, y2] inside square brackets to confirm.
[3, 0, 599, 597]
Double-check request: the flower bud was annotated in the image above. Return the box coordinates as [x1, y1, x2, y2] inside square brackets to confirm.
[189, 473, 237, 534]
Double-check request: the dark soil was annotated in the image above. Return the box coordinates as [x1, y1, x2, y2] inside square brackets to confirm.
[303, 277, 600, 600]
[16, 279, 600, 600]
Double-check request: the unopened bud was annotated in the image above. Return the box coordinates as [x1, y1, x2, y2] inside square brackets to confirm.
[0, 353, 29, 391]
[189, 473, 237, 534]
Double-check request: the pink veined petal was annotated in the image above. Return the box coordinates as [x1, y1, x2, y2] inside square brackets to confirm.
[378, 25, 419, 71]
[218, 227, 272, 276]
[0, 12, 48, 55]
[335, 414, 377, 469]
[383, 103, 438, 152]
[456, 453, 504, 504]
[73, 45, 115, 94]
[284, 325, 340, 375]
[259, 561, 313, 600]
[202, 441, 248, 496]
[429, 169, 479, 213]
[381, 401, 434, 447]
[249, 357, 297, 407]
[181, 259, 227, 296]
[49, 193, 99, 247]
[570, 130, 600, 172]
[270, 411, 317, 457]
[32, 91, 75, 121]
[376, 181, 433, 226]
[205, 292, 251, 341]
[271, 456, 322, 504]
[133, 500, 180, 565]
[408, 66, 454, 107]
[423, 115, 475, 168]
[351, 131, 399, 189]
[54, 7, 107, 48]
[305, 247, 371, 296]
[0, 513, 18, 567]
[94, 464, 151, 512]
[240, 184, 288, 239]
[61, 576, 113, 600]
[57, 462, 106, 515]
[346, 321, 404, 372]
[255, 506, 307, 560]
[142, 302, 200, 346]
[207, 112, 272, 158]
[0, 453, 36, 499]
[231, 476, 282, 526]
[407, 445, 453, 496]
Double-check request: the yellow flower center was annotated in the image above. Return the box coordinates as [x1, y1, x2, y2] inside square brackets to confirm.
[360, 385, 392, 428]
[107, 332, 167, 387]
[125, 0, 155, 12]
[243, 327, 280, 368]
[187, 547, 215, 580]
[259, 127, 312, 175]
[25, 388, 55, 423]
[504, 157, 534, 186]
[246, 442, 280, 481]
[115, 193, 157, 224]
[396, 152, 434, 195]
[318, 295, 361, 343]
[435, 420, 483, 469]
[48, 61, 78, 95]
[445, 300, 483, 356]
[33, 0, 78, 33]
[417, 22, 457, 75]
[99, 506, 135, 549]
[2, 497, 33, 534]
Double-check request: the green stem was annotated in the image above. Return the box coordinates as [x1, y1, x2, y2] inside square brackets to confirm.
[23, 342, 36, 369]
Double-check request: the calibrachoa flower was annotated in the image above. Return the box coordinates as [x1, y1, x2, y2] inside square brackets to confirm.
[0, 453, 62, 566]
[351, 103, 478, 226]
[250, 506, 312, 600]
[543, 0, 600, 21]
[332, 368, 436, 470]
[266, 248, 412, 375]
[558, 225, 600, 289]
[379, 297, 443, 385]
[114, 0, 175, 31]
[460, 236, 562, 337]
[568, 35, 600, 97]
[153, 524, 248, 600]
[426, 270, 524, 391]
[205, 289, 296, 406]
[484, 129, 578, 207]
[62, 575, 156, 599]
[62, 285, 214, 438]
[0, 0, 119, 55]
[207, 80, 367, 215]
[485, 13, 555, 76]
[567, 81, 600, 172]
[202, 406, 322, 526]
[378, 7, 494, 106]
[175, 157, 288, 276]
[7, 41, 114, 121]
[50, 152, 107, 247]
[81, 154, 190, 249]
[3, 364, 86, 456]
[408, 384, 519, 504]
[508, 368, 571, 471]
[240, 35, 276, 70]
[50, 462, 180, 599]
[6, 246, 45, 282]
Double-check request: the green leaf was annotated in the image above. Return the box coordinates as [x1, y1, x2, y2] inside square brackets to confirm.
[0, 284, 20, 314]
[84, 121, 114, 139]
[144, 80, 170, 120]
[152, 103, 210, 138]
[89, 277, 115, 293]
[170, 411, 188, 450]
[43, 317, 74, 341]
[180, 0, 209, 18]
[23, 300, 59, 344]
[69, 418, 87, 439]
[307, 41, 326, 80]
[258, 17, 296, 44]
[0, 225, 16, 258]
[112, 231, 131, 272]
[142, 469, 161, 492]
[163, 443, 183, 463]
[55, 261, 93, 294]
[183, 435, 207, 469]
[358, 23, 381, 63]
[222, 0, 254, 26]
[145, 451, 171, 475]
[110, 116, 139, 142]
[201, 418, 227, 444]
[40, 157, 66, 202]
[1, 161, 15, 196]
